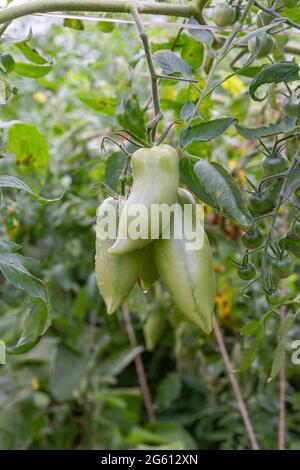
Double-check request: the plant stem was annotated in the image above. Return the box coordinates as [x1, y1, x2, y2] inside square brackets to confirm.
[0, 0, 204, 26]
[213, 315, 260, 450]
[284, 45, 300, 56]
[278, 299, 286, 451]
[156, 74, 198, 84]
[261, 148, 300, 287]
[131, 6, 162, 143]
[254, 0, 300, 31]
[277, 205, 288, 451]
[188, 0, 255, 124]
[121, 303, 156, 422]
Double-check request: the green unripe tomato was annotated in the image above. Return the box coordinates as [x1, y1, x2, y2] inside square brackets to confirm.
[249, 192, 275, 214]
[256, 10, 273, 26]
[283, 98, 300, 118]
[262, 155, 288, 176]
[212, 3, 236, 27]
[0, 53, 15, 73]
[238, 263, 256, 280]
[242, 229, 264, 249]
[248, 32, 274, 57]
[272, 255, 293, 279]
[267, 288, 284, 306]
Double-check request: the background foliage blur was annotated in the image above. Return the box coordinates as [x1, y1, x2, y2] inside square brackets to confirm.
[0, 3, 300, 450]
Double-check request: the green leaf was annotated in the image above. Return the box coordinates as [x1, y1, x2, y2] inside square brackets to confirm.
[98, 346, 143, 378]
[193, 160, 253, 226]
[98, 19, 115, 33]
[249, 62, 299, 101]
[240, 321, 262, 335]
[236, 66, 262, 78]
[181, 101, 195, 123]
[0, 176, 63, 203]
[7, 123, 49, 183]
[0, 30, 32, 45]
[63, 18, 84, 30]
[0, 403, 31, 450]
[105, 152, 125, 190]
[278, 313, 296, 337]
[15, 42, 50, 65]
[279, 235, 300, 259]
[0, 53, 15, 73]
[128, 422, 196, 450]
[0, 340, 6, 365]
[235, 116, 297, 140]
[286, 168, 300, 197]
[50, 345, 88, 401]
[0, 239, 20, 252]
[117, 94, 146, 139]
[187, 18, 214, 48]
[78, 92, 116, 115]
[0, 69, 13, 104]
[180, 118, 235, 147]
[0, 251, 48, 302]
[180, 156, 218, 208]
[7, 299, 51, 355]
[14, 62, 52, 78]
[239, 330, 265, 372]
[270, 338, 286, 381]
[156, 373, 182, 411]
[153, 49, 194, 79]
[280, 5, 300, 23]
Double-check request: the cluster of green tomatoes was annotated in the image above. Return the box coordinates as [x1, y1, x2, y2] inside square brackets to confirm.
[234, 145, 298, 306]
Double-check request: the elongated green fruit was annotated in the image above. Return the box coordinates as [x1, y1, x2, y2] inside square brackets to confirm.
[138, 244, 160, 290]
[95, 197, 139, 314]
[153, 189, 216, 334]
[108, 145, 179, 255]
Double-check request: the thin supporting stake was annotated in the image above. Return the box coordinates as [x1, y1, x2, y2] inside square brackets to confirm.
[121, 304, 156, 422]
[213, 315, 260, 450]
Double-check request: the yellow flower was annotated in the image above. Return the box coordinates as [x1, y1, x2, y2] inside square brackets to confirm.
[222, 76, 245, 95]
[31, 378, 39, 390]
[33, 91, 47, 104]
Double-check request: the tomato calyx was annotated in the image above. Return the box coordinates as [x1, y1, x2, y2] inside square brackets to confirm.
[271, 253, 294, 279]
[233, 254, 256, 281]
[266, 287, 285, 306]
[242, 228, 264, 249]
[237, 262, 256, 281]
[262, 153, 288, 176]
[249, 190, 274, 215]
